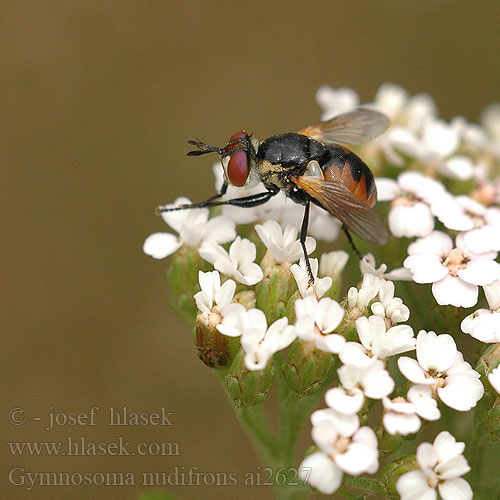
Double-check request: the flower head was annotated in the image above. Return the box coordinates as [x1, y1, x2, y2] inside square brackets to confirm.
[396, 431, 472, 500]
[194, 271, 245, 337]
[376, 171, 447, 238]
[325, 359, 395, 415]
[340, 315, 415, 369]
[199, 236, 263, 286]
[293, 295, 346, 353]
[143, 197, 236, 259]
[291, 258, 332, 298]
[298, 406, 378, 495]
[400, 117, 476, 180]
[404, 230, 500, 307]
[398, 331, 484, 411]
[255, 220, 316, 264]
[239, 309, 296, 371]
[461, 279, 500, 342]
[382, 385, 440, 436]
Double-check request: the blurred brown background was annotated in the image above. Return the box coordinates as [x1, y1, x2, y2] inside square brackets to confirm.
[1, 1, 499, 499]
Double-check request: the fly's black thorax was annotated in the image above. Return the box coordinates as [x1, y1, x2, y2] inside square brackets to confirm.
[256, 133, 329, 204]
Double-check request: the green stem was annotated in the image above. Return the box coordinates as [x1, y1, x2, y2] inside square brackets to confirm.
[469, 406, 488, 494]
[218, 355, 340, 500]
[235, 405, 279, 464]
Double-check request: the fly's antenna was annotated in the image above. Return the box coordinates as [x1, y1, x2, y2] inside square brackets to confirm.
[186, 139, 223, 157]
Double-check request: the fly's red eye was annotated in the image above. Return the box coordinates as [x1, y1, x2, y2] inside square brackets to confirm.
[228, 131, 247, 143]
[227, 150, 249, 187]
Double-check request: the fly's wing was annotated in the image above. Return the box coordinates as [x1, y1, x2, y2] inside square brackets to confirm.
[298, 108, 390, 146]
[292, 175, 388, 244]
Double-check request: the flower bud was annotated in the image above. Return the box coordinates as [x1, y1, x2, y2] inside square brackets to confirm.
[282, 339, 333, 397]
[194, 313, 240, 369]
[233, 290, 257, 310]
[167, 247, 205, 323]
[256, 255, 298, 324]
[226, 350, 274, 407]
[380, 455, 417, 496]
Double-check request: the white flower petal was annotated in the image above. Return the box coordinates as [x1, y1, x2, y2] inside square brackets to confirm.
[203, 215, 236, 244]
[143, 232, 182, 259]
[375, 177, 400, 201]
[457, 259, 500, 286]
[159, 196, 195, 231]
[311, 408, 360, 437]
[335, 440, 378, 475]
[435, 455, 471, 479]
[236, 262, 264, 285]
[416, 331, 457, 373]
[373, 324, 416, 358]
[432, 431, 466, 463]
[488, 367, 500, 394]
[218, 303, 245, 337]
[319, 250, 349, 277]
[361, 362, 395, 399]
[355, 315, 384, 351]
[432, 275, 478, 307]
[408, 385, 441, 421]
[438, 156, 474, 181]
[339, 342, 372, 370]
[397, 470, 437, 500]
[389, 202, 434, 238]
[315, 298, 344, 333]
[404, 254, 448, 284]
[398, 356, 432, 385]
[417, 442, 438, 470]
[407, 230, 452, 256]
[422, 119, 460, 157]
[337, 363, 363, 390]
[298, 452, 343, 495]
[461, 310, 500, 343]
[383, 410, 421, 436]
[194, 291, 212, 314]
[484, 279, 500, 310]
[214, 278, 236, 308]
[317, 85, 359, 120]
[438, 478, 473, 500]
[244, 349, 272, 371]
[325, 386, 364, 415]
[438, 373, 484, 411]
[316, 333, 346, 354]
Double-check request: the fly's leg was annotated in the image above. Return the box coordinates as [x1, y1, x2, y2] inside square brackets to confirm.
[300, 201, 314, 286]
[156, 182, 228, 214]
[342, 225, 363, 259]
[197, 181, 228, 204]
[157, 187, 278, 213]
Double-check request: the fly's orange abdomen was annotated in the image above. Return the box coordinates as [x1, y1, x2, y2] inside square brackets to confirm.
[322, 145, 377, 207]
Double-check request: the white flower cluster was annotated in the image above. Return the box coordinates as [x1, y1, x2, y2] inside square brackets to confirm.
[189, 253, 484, 496]
[396, 431, 472, 500]
[319, 83, 500, 344]
[191, 264, 345, 371]
[298, 274, 483, 495]
[144, 82, 500, 499]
